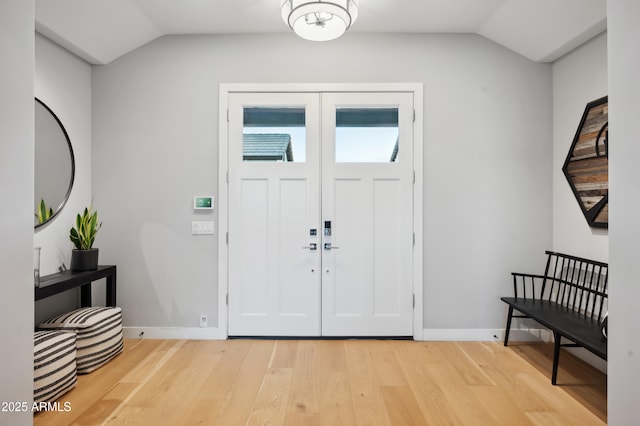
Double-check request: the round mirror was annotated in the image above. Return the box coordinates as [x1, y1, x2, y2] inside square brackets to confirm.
[34, 98, 75, 229]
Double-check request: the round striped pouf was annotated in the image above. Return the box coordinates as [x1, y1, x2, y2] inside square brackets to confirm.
[38, 306, 123, 374]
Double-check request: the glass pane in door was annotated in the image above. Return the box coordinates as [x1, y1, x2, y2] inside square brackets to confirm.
[335, 107, 399, 163]
[243, 107, 306, 162]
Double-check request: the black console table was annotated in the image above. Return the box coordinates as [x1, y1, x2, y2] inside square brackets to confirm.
[35, 265, 117, 307]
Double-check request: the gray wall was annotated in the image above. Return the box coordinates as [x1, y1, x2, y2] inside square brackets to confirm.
[34, 34, 94, 324]
[552, 33, 609, 261]
[92, 33, 553, 332]
[608, 0, 640, 422]
[0, 1, 35, 425]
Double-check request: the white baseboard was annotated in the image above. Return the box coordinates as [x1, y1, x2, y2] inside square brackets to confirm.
[123, 326, 226, 340]
[565, 347, 607, 373]
[124, 327, 544, 342]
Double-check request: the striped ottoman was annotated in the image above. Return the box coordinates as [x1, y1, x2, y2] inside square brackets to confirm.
[34, 330, 77, 404]
[39, 306, 124, 374]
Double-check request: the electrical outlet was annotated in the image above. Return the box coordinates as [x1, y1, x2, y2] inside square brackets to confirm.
[199, 314, 208, 328]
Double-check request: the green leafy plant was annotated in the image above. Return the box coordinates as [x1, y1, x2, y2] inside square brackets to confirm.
[69, 204, 102, 250]
[35, 199, 53, 224]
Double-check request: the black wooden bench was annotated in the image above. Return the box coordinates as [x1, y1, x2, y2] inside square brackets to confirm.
[501, 251, 608, 385]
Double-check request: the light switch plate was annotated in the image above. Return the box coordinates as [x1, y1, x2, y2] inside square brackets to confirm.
[192, 221, 215, 235]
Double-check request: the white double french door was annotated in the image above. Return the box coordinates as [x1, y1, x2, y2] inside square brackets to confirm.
[227, 91, 414, 336]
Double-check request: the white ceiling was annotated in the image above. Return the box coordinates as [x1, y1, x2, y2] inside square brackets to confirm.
[35, 0, 607, 65]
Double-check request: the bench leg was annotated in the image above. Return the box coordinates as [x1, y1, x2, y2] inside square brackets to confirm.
[552, 331, 561, 385]
[504, 306, 514, 347]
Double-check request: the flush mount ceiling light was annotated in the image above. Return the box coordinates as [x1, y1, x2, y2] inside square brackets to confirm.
[281, 0, 359, 42]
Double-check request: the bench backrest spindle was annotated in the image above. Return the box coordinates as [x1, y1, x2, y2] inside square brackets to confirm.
[559, 257, 572, 305]
[541, 254, 552, 300]
[585, 265, 602, 318]
[597, 267, 608, 322]
[576, 260, 592, 312]
[569, 259, 583, 309]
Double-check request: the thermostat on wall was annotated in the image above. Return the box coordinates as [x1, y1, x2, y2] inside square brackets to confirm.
[193, 196, 214, 210]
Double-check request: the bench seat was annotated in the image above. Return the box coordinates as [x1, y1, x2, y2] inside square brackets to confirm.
[501, 297, 607, 359]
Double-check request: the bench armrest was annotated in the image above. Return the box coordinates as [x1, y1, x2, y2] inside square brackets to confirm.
[511, 272, 546, 299]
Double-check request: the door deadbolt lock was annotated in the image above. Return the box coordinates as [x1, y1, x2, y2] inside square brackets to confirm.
[324, 221, 332, 236]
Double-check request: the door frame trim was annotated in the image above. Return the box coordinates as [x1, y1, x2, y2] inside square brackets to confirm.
[218, 83, 424, 340]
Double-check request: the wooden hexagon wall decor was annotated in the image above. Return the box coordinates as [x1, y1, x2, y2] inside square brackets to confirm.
[562, 96, 608, 228]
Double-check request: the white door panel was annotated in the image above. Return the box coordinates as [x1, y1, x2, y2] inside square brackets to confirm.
[228, 93, 321, 336]
[228, 91, 413, 337]
[321, 92, 414, 336]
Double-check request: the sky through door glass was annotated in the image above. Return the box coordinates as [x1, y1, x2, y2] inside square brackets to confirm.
[335, 107, 399, 163]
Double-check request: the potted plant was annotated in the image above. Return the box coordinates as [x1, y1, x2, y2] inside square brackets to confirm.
[69, 204, 102, 271]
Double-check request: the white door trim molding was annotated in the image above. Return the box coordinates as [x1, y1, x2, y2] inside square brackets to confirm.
[218, 83, 424, 340]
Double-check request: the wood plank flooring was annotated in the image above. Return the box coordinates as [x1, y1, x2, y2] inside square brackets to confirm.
[33, 339, 606, 425]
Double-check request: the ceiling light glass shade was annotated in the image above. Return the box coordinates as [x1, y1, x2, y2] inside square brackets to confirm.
[281, 0, 359, 42]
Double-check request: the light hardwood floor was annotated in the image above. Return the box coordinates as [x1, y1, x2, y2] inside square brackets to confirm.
[34, 339, 606, 425]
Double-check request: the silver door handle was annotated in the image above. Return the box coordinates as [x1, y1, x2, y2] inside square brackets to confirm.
[324, 243, 340, 250]
[302, 243, 317, 251]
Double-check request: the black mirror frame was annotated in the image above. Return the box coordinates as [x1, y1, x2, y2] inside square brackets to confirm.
[34, 97, 76, 230]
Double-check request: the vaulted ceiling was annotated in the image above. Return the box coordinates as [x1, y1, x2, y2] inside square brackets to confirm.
[35, 0, 607, 65]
